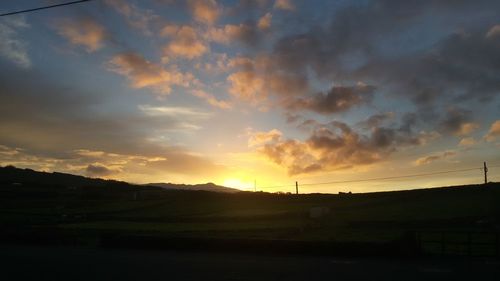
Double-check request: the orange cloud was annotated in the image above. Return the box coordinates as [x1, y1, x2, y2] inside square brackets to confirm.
[0, 144, 227, 184]
[458, 137, 476, 147]
[258, 13, 272, 30]
[251, 120, 438, 175]
[188, 0, 220, 25]
[485, 120, 500, 141]
[227, 56, 254, 69]
[108, 52, 192, 95]
[248, 129, 282, 147]
[208, 23, 258, 45]
[226, 55, 308, 106]
[162, 25, 208, 60]
[486, 24, 500, 38]
[250, 126, 379, 175]
[456, 122, 479, 136]
[191, 89, 231, 109]
[227, 71, 266, 103]
[54, 18, 106, 52]
[274, 0, 294, 10]
[414, 151, 456, 166]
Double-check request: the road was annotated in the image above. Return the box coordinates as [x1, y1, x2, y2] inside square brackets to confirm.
[1, 244, 499, 280]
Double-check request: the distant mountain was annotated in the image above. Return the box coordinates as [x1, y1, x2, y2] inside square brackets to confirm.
[0, 165, 238, 193]
[146, 182, 240, 193]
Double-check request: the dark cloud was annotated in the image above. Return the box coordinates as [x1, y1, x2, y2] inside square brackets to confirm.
[438, 107, 478, 136]
[86, 164, 115, 177]
[237, 0, 500, 124]
[225, 0, 500, 171]
[285, 84, 375, 114]
[228, 21, 263, 47]
[269, 0, 500, 79]
[357, 112, 394, 130]
[357, 29, 500, 105]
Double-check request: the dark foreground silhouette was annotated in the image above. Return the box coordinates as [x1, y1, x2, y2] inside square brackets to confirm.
[1, 166, 499, 258]
[1, 244, 499, 281]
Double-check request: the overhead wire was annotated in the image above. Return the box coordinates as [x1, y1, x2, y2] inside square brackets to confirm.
[257, 164, 498, 189]
[0, 0, 94, 17]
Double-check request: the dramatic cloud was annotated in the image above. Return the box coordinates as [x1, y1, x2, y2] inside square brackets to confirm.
[286, 84, 375, 114]
[237, 0, 500, 126]
[226, 54, 375, 115]
[0, 16, 30, 68]
[414, 151, 456, 166]
[252, 118, 437, 175]
[54, 18, 107, 52]
[485, 120, 500, 142]
[188, 0, 220, 25]
[162, 25, 208, 60]
[439, 108, 479, 137]
[108, 52, 192, 94]
[105, 0, 159, 35]
[227, 55, 308, 105]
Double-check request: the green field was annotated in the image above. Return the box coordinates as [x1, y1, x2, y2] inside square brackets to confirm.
[2, 179, 500, 246]
[1, 166, 500, 258]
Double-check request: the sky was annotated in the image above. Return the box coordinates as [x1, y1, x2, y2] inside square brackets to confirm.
[0, 0, 499, 193]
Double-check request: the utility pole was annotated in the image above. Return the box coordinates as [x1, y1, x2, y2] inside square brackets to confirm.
[254, 179, 256, 192]
[484, 162, 488, 184]
[295, 181, 298, 195]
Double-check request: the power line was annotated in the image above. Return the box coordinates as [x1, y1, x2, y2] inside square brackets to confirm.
[0, 0, 94, 17]
[257, 164, 499, 189]
[300, 167, 481, 186]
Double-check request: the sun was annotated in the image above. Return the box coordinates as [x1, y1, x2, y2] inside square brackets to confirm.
[222, 178, 254, 191]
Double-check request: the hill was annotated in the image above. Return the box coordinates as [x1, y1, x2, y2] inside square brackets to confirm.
[147, 182, 239, 193]
[0, 165, 238, 193]
[1, 165, 500, 257]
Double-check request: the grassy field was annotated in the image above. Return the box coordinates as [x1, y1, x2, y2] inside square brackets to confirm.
[2, 176, 500, 248]
[1, 166, 500, 257]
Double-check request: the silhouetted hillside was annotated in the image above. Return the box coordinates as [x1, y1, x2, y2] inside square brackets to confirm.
[147, 182, 240, 193]
[0, 165, 237, 193]
[2, 165, 500, 257]
[0, 165, 130, 187]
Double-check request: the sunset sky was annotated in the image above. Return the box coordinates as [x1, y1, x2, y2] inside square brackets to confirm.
[0, 0, 499, 193]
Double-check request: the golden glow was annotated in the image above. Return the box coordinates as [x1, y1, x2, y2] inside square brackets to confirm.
[222, 178, 254, 191]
